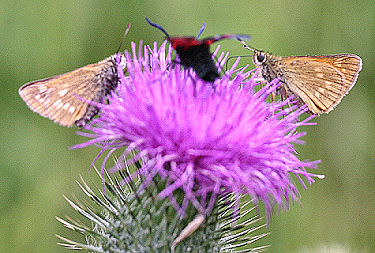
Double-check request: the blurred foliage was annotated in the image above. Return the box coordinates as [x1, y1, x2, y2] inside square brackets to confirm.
[0, 0, 374, 252]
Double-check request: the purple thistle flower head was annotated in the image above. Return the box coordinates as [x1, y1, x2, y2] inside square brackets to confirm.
[74, 41, 323, 219]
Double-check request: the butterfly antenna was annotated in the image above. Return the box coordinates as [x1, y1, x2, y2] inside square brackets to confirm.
[116, 23, 131, 53]
[145, 17, 170, 38]
[225, 55, 252, 71]
[238, 39, 256, 52]
[196, 22, 206, 39]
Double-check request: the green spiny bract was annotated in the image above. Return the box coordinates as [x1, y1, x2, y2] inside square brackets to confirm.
[57, 168, 268, 252]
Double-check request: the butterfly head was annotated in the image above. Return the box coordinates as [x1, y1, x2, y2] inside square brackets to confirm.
[252, 50, 268, 66]
[237, 39, 267, 66]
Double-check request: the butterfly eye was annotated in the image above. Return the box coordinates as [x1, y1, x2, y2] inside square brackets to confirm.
[257, 52, 266, 63]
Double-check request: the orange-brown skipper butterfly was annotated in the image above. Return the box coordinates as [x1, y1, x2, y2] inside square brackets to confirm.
[19, 24, 131, 127]
[239, 40, 362, 115]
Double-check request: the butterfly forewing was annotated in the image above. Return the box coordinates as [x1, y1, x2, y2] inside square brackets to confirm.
[19, 62, 108, 127]
[281, 54, 362, 114]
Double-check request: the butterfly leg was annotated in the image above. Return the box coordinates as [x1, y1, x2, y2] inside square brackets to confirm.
[274, 85, 287, 117]
[271, 91, 276, 103]
[281, 85, 293, 112]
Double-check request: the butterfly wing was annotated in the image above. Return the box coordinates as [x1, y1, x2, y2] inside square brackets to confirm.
[281, 54, 362, 114]
[19, 62, 109, 127]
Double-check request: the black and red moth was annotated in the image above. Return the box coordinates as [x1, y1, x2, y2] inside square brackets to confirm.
[146, 17, 250, 83]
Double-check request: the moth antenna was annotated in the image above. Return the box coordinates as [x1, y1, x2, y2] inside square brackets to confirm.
[116, 23, 131, 53]
[203, 34, 250, 45]
[145, 17, 170, 38]
[196, 22, 206, 39]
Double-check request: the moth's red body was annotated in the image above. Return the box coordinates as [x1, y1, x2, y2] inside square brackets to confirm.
[169, 34, 243, 50]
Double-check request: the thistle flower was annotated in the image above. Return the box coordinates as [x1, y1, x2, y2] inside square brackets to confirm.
[74, 41, 322, 220]
[57, 168, 268, 252]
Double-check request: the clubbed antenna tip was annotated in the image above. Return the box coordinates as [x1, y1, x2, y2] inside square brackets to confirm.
[116, 23, 131, 53]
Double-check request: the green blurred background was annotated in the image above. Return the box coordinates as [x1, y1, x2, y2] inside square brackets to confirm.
[1, 0, 374, 252]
